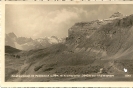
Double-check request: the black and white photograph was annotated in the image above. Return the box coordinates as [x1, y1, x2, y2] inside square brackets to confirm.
[5, 4, 133, 82]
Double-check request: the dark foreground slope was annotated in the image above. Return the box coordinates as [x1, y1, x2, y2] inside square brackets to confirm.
[5, 14, 133, 82]
[5, 46, 21, 54]
[5, 46, 25, 81]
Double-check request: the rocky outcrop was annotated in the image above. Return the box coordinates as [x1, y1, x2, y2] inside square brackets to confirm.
[110, 12, 123, 18]
[66, 13, 133, 57]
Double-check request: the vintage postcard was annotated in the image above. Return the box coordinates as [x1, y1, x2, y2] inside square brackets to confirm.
[1, 0, 133, 87]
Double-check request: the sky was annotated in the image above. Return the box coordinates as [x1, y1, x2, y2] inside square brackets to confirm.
[5, 4, 133, 39]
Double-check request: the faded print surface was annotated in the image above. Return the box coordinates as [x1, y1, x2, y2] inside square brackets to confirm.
[5, 4, 133, 82]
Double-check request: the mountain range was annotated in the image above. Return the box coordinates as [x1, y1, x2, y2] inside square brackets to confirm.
[5, 12, 133, 81]
[5, 32, 65, 50]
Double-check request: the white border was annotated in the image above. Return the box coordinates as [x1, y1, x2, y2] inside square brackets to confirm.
[1, 1, 133, 87]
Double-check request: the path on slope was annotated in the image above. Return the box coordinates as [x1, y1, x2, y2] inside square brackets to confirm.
[107, 60, 124, 73]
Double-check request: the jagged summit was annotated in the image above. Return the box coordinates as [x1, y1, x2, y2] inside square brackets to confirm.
[5, 32, 64, 50]
[110, 12, 123, 18]
[7, 32, 17, 38]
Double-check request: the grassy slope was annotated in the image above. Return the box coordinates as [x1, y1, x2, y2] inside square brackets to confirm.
[6, 43, 133, 81]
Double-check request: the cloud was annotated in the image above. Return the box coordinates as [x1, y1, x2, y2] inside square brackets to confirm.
[30, 7, 88, 38]
[49, 9, 79, 24]
[6, 5, 133, 39]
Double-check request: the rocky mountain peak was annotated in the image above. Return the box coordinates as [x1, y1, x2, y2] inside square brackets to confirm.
[5, 32, 64, 50]
[7, 32, 17, 39]
[110, 12, 123, 18]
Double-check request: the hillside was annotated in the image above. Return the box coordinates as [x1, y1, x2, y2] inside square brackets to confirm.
[5, 12, 133, 82]
[5, 46, 21, 54]
[67, 13, 133, 58]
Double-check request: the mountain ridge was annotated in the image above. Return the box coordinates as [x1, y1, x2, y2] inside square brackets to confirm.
[66, 14, 133, 56]
[5, 33, 65, 50]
